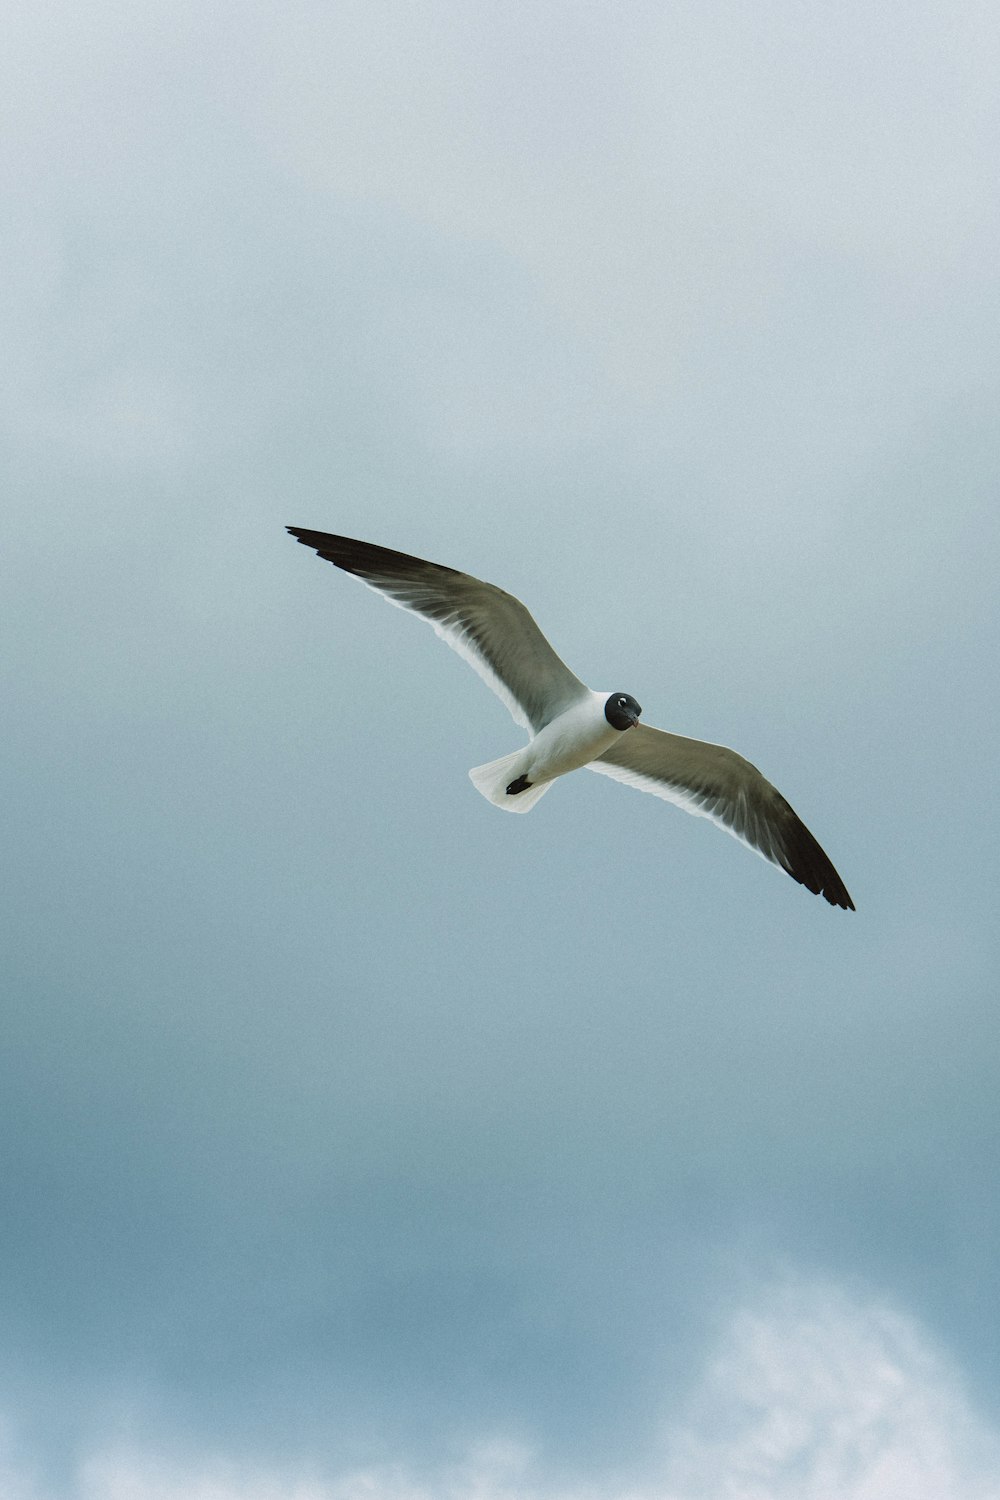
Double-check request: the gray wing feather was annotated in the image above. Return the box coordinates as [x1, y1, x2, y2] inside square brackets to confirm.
[287, 529, 588, 733]
[589, 724, 854, 909]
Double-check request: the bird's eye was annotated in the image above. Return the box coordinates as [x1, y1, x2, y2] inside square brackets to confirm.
[618, 697, 627, 706]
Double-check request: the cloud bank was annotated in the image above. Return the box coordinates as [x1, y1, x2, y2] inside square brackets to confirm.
[6, 1277, 998, 1500]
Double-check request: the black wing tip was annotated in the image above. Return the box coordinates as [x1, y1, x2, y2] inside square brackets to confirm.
[287, 525, 342, 559]
[285, 527, 403, 577]
[287, 527, 365, 579]
[286, 527, 462, 581]
[781, 818, 855, 910]
[788, 865, 855, 911]
[286, 525, 350, 558]
[821, 880, 856, 911]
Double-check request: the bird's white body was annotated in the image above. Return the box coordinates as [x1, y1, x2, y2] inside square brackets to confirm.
[469, 691, 623, 812]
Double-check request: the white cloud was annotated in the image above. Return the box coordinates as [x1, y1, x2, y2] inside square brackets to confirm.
[656, 1278, 1000, 1500]
[6, 1277, 1000, 1500]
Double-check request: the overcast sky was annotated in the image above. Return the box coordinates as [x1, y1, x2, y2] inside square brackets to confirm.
[3, 2, 1000, 1495]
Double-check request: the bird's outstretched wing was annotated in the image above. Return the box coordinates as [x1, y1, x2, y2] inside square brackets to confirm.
[287, 529, 588, 733]
[589, 724, 854, 909]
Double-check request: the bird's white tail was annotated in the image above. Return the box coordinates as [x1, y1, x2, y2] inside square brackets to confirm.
[468, 751, 553, 813]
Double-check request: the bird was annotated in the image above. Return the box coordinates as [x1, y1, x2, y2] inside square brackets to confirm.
[287, 528, 854, 910]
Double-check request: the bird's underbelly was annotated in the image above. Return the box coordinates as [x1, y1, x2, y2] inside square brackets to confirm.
[523, 710, 622, 784]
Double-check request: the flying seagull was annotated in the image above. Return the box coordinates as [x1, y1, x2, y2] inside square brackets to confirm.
[288, 529, 854, 909]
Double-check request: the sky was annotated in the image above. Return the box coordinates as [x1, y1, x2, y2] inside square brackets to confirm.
[2, 1, 999, 1495]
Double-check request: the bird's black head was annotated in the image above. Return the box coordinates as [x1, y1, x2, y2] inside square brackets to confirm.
[604, 692, 642, 731]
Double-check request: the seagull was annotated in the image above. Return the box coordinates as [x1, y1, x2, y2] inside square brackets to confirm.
[288, 529, 854, 910]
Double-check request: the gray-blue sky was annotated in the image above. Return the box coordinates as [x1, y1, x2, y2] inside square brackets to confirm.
[2, 2, 999, 1494]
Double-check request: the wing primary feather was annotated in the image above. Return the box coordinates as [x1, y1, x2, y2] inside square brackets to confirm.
[287, 528, 588, 733]
[590, 724, 854, 910]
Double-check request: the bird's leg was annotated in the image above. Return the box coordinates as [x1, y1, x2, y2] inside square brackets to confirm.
[506, 774, 533, 796]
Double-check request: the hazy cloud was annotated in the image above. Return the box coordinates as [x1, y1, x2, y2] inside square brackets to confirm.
[4, 1278, 999, 1499]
